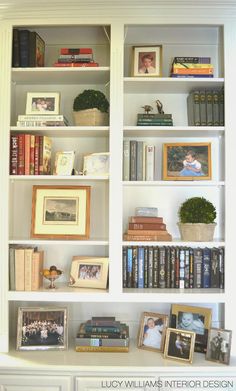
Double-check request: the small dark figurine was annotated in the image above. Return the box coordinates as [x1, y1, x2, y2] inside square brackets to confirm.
[156, 99, 165, 114]
[141, 105, 153, 114]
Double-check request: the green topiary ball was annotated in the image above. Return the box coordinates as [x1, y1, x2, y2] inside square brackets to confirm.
[179, 197, 216, 224]
[73, 89, 109, 113]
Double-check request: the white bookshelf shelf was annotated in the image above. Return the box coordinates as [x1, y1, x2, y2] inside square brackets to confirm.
[10, 126, 109, 138]
[10, 175, 109, 181]
[9, 239, 109, 246]
[122, 181, 225, 187]
[122, 240, 225, 247]
[123, 126, 225, 138]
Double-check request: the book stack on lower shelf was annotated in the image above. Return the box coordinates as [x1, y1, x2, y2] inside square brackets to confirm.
[137, 113, 173, 126]
[170, 56, 213, 78]
[54, 47, 99, 67]
[123, 214, 172, 242]
[75, 317, 129, 352]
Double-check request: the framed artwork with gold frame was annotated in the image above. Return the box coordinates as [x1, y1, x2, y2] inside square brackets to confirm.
[164, 328, 196, 364]
[31, 185, 90, 240]
[137, 311, 169, 352]
[69, 256, 109, 289]
[132, 45, 162, 77]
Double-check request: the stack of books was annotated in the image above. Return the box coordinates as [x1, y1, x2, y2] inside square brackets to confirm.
[9, 246, 44, 291]
[12, 29, 45, 67]
[137, 113, 173, 126]
[10, 134, 52, 175]
[53, 47, 99, 67]
[16, 114, 69, 127]
[170, 56, 213, 78]
[187, 88, 224, 126]
[75, 317, 129, 352]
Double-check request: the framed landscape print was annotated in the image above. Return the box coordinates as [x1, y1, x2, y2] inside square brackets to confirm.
[26, 92, 60, 115]
[69, 256, 109, 289]
[132, 45, 162, 77]
[163, 142, 212, 180]
[171, 304, 212, 353]
[31, 185, 91, 239]
[16, 307, 67, 351]
[137, 312, 169, 352]
[206, 328, 232, 365]
[164, 328, 196, 364]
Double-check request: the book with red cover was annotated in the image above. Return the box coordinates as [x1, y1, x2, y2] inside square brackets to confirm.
[24, 134, 31, 175]
[30, 135, 35, 175]
[34, 135, 40, 175]
[128, 222, 166, 230]
[10, 134, 18, 175]
[123, 233, 172, 241]
[127, 229, 168, 236]
[60, 48, 93, 55]
[53, 62, 99, 67]
[17, 134, 25, 175]
[129, 216, 163, 224]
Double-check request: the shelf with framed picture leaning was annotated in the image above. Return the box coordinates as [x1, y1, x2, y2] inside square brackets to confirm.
[8, 24, 111, 304]
[122, 24, 225, 303]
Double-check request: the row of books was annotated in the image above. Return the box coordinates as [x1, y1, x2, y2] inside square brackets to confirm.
[12, 29, 45, 68]
[123, 245, 224, 289]
[123, 215, 172, 242]
[137, 113, 173, 126]
[9, 247, 44, 291]
[10, 134, 52, 175]
[16, 114, 69, 127]
[170, 56, 214, 78]
[187, 88, 224, 126]
[123, 140, 155, 181]
[75, 317, 129, 352]
[53, 47, 99, 67]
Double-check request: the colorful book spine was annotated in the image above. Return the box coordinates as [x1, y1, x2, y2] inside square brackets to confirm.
[123, 139, 130, 181]
[53, 62, 99, 67]
[132, 246, 138, 288]
[179, 248, 185, 289]
[147, 247, 153, 288]
[202, 247, 211, 288]
[193, 248, 203, 288]
[172, 57, 211, 64]
[126, 247, 132, 288]
[145, 145, 155, 181]
[137, 247, 144, 288]
[128, 223, 166, 230]
[10, 134, 18, 175]
[130, 140, 137, 181]
[122, 246, 127, 288]
[60, 48, 93, 55]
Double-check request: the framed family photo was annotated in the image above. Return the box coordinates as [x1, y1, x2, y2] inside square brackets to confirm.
[163, 142, 212, 180]
[26, 92, 60, 115]
[164, 328, 196, 364]
[31, 185, 91, 240]
[16, 307, 67, 351]
[137, 312, 169, 352]
[69, 256, 109, 289]
[206, 328, 232, 365]
[132, 45, 162, 77]
[171, 304, 212, 353]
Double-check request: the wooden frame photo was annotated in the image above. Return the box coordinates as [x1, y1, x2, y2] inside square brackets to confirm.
[26, 92, 60, 115]
[206, 328, 232, 365]
[132, 45, 162, 77]
[164, 328, 196, 364]
[53, 151, 75, 176]
[83, 152, 109, 176]
[171, 304, 212, 353]
[163, 142, 212, 180]
[69, 256, 109, 289]
[137, 311, 169, 352]
[16, 307, 67, 351]
[31, 185, 91, 240]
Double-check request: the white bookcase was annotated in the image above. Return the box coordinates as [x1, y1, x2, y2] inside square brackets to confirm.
[0, 4, 236, 381]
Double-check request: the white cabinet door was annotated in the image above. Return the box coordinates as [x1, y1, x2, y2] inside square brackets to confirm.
[76, 377, 161, 391]
[159, 376, 236, 391]
[0, 375, 71, 391]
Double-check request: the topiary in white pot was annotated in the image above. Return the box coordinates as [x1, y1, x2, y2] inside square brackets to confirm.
[73, 89, 109, 126]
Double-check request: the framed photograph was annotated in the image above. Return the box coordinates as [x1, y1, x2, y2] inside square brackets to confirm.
[26, 92, 60, 115]
[31, 185, 90, 240]
[137, 311, 169, 352]
[16, 307, 67, 351]
[53, 151, 75, 176]
[163, 142, 212, 180]
[132, 45, 162, 77]
[206, 328, 232, 365]
[171, 304, 212, 353]
[164, 328, 196, 364]
[69, 256, 109, 289]
[83, 152, 109, 176]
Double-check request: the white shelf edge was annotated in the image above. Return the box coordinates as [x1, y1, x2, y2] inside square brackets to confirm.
[123, 180, 225, 187]
[12, 67, 110, 73]
[10, 126, 109, 131]
[10, 175, 109, 181]
[123, 125, 225, 131]
[9, 239, 109, 246]
[122, 240, 225, 246]
[124, 77, 224, 83]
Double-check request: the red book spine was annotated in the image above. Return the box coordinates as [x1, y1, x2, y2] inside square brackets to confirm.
[39, 135, 43, 175]
[24, 134, 31, 175]
[10, 134, 18, 175]
[128, 223, 166, 230]
[17, 134, 25, 175]
[30, 135, 35, 175]
[60, 48, 93, 55]
[129, 216, 163, 224]
[34, 135, 40, 175]
[53, 62, 99, 67]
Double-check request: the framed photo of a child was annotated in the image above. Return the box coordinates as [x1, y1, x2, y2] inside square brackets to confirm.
[137, 311, 169, 352]
[164, 328, 196, 364]
[171, 304, 212, 353]
[163, 142, 212, 180]
[132, 46, 162, 77]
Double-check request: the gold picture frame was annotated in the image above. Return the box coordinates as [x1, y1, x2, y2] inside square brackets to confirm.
[163, 142, 212, 180]
[170, 304, 212, 353]
[164, 328, 196, 364]
[26, 92, 60, 115]
[31, 185, 91, 240]
[69, 256, 109, 289]
[206, 328, 232, 365]
[16, 307, 68, 351]
[132, 45, 162, 77]
[137, 311, 169, 352]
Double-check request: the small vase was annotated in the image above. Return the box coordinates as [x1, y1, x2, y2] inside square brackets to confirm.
[178, 222, 217, 242]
